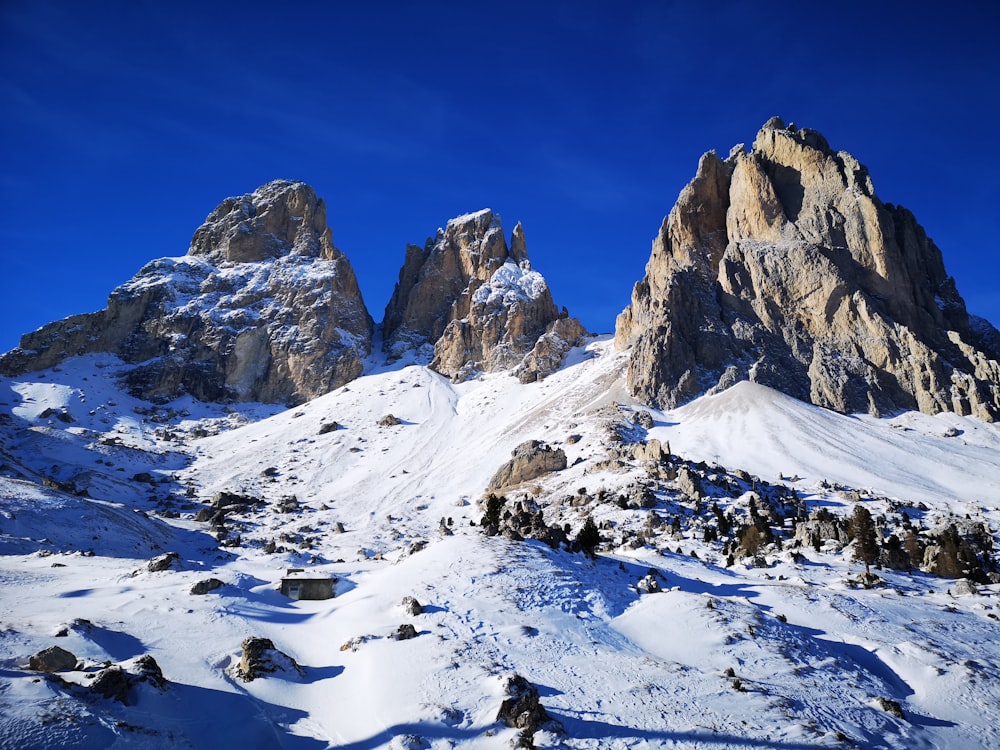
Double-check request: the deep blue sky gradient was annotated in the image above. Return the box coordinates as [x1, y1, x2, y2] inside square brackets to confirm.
[2, 0, 998, 353]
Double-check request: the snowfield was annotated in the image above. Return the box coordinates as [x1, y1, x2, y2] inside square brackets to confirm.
[2, 339, 999, 749]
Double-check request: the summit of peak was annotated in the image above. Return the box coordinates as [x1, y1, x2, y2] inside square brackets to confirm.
[446, 208, 499, 228]
[188, 180, 335, 264]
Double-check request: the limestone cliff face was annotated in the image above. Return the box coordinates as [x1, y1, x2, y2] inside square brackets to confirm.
[616, 118, 1000, 420]
[0, 181, 373, 404]
[382, 209, 586, 382]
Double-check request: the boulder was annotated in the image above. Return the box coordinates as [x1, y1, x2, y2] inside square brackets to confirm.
[236, 636, 302, 682]
[190, 578, 224, 595]
[129, 654, 167, 689]
[488, 440, 567, 491]
[496, 675, 552, 733]
[27, 646, 77, 672]
[486, 496, 568, 549]
[147, 551, 180, 572]
[637, 573, 662, 594]
[90, 665, 130, 703]
[393, 624, 419, 641]
[401, 597, 423, 616]
[953, 579, 979, 596]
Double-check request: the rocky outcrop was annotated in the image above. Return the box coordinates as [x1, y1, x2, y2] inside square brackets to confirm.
[382, 209, 586, 380]
[236, 636, 302, 682]
[486, 496, 568, 548]
[616, 118, 1000, 420]
[1, 181, 373, 404]
[496, 674, 559, 737]
[488, 440, 567, 490]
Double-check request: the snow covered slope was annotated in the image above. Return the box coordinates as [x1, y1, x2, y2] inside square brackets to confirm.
[2, 340, 999, 749]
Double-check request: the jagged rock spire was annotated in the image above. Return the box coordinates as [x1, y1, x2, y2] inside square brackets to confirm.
[382, 209, 586, 382]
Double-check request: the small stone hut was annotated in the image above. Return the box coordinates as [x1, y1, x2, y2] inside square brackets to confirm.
[279, 568, 335, 600]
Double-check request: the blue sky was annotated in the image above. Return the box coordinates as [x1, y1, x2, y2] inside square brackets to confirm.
[2, 1, 999, 353]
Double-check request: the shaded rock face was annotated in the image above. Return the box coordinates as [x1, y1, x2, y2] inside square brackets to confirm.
[382, 209, 586, 381]
[1, 180, 374, 404]
[616, 118, 1000, 420]
[488, 496, 568, 549]
[91, 665, 130, 703]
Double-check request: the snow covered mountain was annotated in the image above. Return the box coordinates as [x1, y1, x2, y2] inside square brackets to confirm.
[0, 181, 374, 405]
[2, 120, 1000, 749]
[381, 208, 587, 383]
[2, 337, 999, 749]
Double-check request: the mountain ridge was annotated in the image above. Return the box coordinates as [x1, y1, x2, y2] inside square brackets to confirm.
[4, 119, 998, 422]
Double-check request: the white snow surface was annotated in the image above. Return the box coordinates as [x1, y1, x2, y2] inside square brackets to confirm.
[1, 339, 999, 749]
[472, 261, 549, 308]
[446, 208, 498, 228]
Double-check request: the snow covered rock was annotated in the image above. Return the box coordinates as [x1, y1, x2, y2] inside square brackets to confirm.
[146, 551, 180, 572]
[0, 180, 373, 404]
[90, 665, 130, 703]
[637, 572, 662, 594]
[190, 578, 224, 595]
[392, 623, 419, 641]
[400, 596, 423, 616]
[496, 674, 556, 735]
[382, 209, 586, 380]
[235, 636, 302, 682]
[484, 496, 568, 548]
[615, 118, 1000, 420]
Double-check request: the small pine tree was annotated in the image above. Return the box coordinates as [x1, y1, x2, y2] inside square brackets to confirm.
[576, 517, 601, 557]
[712, 503, 732, 536]
[482, 494, 506, 531]
[738, 525, 762, 557]
[934, 524, 967, 579]
[903, 529, 923, 568]
[851, 505, 879, 579]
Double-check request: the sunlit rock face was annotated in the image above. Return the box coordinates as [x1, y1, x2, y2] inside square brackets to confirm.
[615, 117, 1000, 420]
[382, 209, 586, 382]
[0, 180, 373, 404]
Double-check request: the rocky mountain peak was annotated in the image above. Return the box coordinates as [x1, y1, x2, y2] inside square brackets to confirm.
[188, 180, 337, 264]
[382, 210, 586, 381]
[0, 182, 373, 404]
[616, 119, 1000, 420]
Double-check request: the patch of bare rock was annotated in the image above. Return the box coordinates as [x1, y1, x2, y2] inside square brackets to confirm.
[488, 440, 567, 491]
